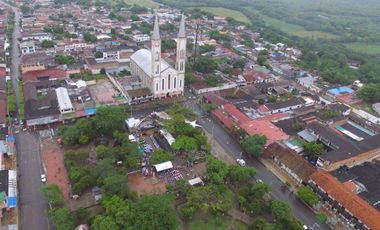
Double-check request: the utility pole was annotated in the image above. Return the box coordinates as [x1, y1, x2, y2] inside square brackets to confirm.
[192, 19, 200, 69]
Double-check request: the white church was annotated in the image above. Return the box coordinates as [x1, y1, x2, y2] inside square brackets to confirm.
[130, 14, 187, 99]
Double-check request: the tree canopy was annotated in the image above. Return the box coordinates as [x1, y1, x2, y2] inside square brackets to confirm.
[297, 186, 319, 207]
[302, 141, 324, 161]
[242, 135, 267, 157]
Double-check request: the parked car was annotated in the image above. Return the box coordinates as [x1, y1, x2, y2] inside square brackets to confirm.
[236, 159, 246, 166]
[41, 174, 47, 183]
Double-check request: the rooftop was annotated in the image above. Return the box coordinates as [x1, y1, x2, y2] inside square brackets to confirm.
[240, 119, 289, 145]
[265, 98, 303, 111]
[310, 170, 380, 230]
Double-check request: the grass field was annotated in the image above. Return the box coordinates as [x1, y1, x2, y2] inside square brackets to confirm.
[124, 0, 158, 8]
[345, 42, 380, 55]
[188, 214, 247, 230]
[192, 7, 251, 24]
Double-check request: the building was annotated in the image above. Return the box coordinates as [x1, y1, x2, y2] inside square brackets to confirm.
[265, 98, 304, 114]
[55, 87, 74, 114]
[20, 41, 36, 54]
[132, 34, 150, 42]
[309, 170, 380, 230]
[129, 14, 186, 99]
[240, 119, 289, 146]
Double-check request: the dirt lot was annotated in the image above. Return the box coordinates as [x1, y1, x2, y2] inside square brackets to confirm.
[41, 138, 71, 200]
[88, 79, 118, 104]
[127, 173, 167, 197]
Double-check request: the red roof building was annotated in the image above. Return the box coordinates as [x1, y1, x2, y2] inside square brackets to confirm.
[212, 108, 235, 129]
[242, 69, 272, 84]
[221, 104, 250, 124]
[22, 69, 67, 82]
[310, 170, 380, 230]
[240, 119, 289, 145]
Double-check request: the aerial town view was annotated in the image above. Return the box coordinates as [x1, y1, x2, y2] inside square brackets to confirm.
[0, 0, 379, 229]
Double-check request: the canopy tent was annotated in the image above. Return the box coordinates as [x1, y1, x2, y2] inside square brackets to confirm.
[154, 161, 173, 173]
[188, 177, 204, 186]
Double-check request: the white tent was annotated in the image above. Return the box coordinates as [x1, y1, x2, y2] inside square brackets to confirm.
[188, 177, 204, 186]
[154, 161, 173, 173]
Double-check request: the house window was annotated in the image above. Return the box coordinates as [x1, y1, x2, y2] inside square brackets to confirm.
[174, 77, 177, 88]
[168, 74, 171, 89]
[162, 79, 165, 90]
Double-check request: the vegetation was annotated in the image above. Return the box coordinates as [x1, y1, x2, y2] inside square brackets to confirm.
[358, 84, 380, 103]
[298, 186, 319, 207]
[319, 109, 341, 120]
[151, 149, 174, 164]
[161, 39, 177, 52]
[242, 135, 267, 157]
[194, 56, 218, 73]
[83, 32, 97, 43]
[41, 184, 64, 208]
[239, 182, 271, 215]
[55, 54, 75, 65]
[40, 40, 55, 48]
[204, 75, 220, 87]
[302, 141, 324, 161]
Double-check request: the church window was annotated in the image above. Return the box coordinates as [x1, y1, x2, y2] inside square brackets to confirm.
[155, 51, 160, 61]
[174, 77, 177, 88]
[156, 83, 158, 91]
[180, 49, 185, 59]
[162, 79, 165, 91]
[156, 64, 159, 74]
[180, 62, 184, 71]
[180, 80, 182, 88]
[168, 74, 171, 89]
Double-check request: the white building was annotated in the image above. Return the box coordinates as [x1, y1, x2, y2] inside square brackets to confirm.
[130, 14, 186, 98]
[55, 87, 74, 114]
[20, 41, 36, 54]
[132, 34, 151, 43]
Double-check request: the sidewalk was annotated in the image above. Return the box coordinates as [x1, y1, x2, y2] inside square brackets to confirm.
[260, 158, 299, 191]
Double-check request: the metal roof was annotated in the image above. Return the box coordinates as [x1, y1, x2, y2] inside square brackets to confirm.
[130, 49, 172, 77]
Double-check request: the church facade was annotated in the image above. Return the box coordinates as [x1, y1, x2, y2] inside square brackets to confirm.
[130, 14, 186, 98]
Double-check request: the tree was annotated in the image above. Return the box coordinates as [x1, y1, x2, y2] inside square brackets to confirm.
[172, 136, 199, 151]
[242, 135, 267, 157]
[204, 75, 220, 86]
[83, 32, 97, 43]
[102, 174, 130, 199]
[133, 195, 178, 230]
[41, 184, 64, 208]
[357, 83, 380, 103]
[93, 106, 126, 136]
[55, 54, 75, 65]
[100, 68, 106, 75]
[195, 56, 218, 73]
[50, 208, 75, 230]
[166, 103, 196, 120]
[270, 199, 292, 222]
[297, 186, 319, 206]
[130, 14, 139, 21]
[185, 71, 196, 85]
[292, 122, 305, 131]
[40, 40, 55, 48]
[302, 141, 323, 161]
[228, 164, 256, 183]
[199, 44, 216, 54]
[161, 39, 177, 52]
[257, 55, 267, 66]
[239, 182, 271, 215]
[95, 51, 103, 58]
[249, 218, 270, 230]
[206, 156, 229, 185]
[151, 149, 174, 164]
[233, 59, 246, 69]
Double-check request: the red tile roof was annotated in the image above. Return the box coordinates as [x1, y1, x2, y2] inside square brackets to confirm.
[240, 119, 289, 145]
[242, 69, 270, 82]
[22, 69, 67, 82]
[212, 108, 234, 129]
[222, 104, 250, 124]
[0, 68, 6, 77]
[310, 170, 380, 230]
[0, 95, 6, 124]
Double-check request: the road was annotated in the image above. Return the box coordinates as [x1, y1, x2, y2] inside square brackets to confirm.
[0, 2, 50, 230]
[16, 132, 49, 230]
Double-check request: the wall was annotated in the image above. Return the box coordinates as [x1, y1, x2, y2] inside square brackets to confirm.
[194, 82, 237, 94]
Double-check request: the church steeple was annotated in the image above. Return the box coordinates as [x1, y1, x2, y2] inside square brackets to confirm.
[178, 14, 186, 38]
[152, 13, 160, 40]
[176, 14, 186, 93]
[151, 13, 161, 78]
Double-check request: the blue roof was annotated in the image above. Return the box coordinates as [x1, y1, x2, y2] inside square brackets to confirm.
[327, 86, 354, 96]
[7, 197, 17, 208]
[6, 135, 14, 142]
[85, 108, 96, 116]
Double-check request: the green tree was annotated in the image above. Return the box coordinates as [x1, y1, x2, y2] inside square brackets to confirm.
[228, 164, 256, 183]
[233, 59, 246, 69]
[270, 199, 292, 222]
[161, 39, 177, 52]
[206, 156, 229, 185]
[166, 103, 196, 120]
[172, 136, 199, 151]
[204, 75, 220, 87]
[50, 208, 75, 230]
[55, 54, 75, 65]
[242, 135, 267, 157]
[195, 56, 218, 73]
[83, 32, 97, 43]
[302, 141, 324, 161]
[239, 182, 271, 215]
[249, 218, 270, 230]
[199, 44, 216, 54]
[40, 40, 55, 48]
[93, 106, 126, 136]
[130, 14, 139, 21]
[357, 83, 380, 103]
[133, 195, 178, 230]
[257, 55, 267, 66]
[151, 149, 174, 164]
[40, 184, 64, 208]
[297, 186, 319, 206]
[102, 174, 130, 199]
[95, 51, 103, 58]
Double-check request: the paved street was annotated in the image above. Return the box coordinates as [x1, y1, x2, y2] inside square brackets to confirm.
[16, 132, 49, 230]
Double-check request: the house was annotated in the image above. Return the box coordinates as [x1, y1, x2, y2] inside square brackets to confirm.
[309, 170, 380, 230]
[20, 41, 36, 54]
[240, 119, 289, 146]
[265, 98, 304, 114]
[264, 142, 316, 184]
[132, 34, 150, 42]
[22, 69, 67, 83]
[126, 87, 154, 105]
[21, 52, 55, 73]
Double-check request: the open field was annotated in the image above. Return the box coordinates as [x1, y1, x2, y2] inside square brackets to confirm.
[191, 7, 251, 24]
[124, 0, 158, 8]
[248, 9, 338, 39]
[345, 42, 380, 55]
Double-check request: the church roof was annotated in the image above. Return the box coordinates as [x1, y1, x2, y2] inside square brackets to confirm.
[178, 14, 186, 38]
[130, 49, 172, 77]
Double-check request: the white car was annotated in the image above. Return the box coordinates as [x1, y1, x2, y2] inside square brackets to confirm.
[236, 159, 246, 166]
[41, 174, 47, 183]
[303, 225, 309, 230]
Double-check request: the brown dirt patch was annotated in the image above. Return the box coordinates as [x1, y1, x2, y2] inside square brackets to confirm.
[127, 173, 167, 197]
[41, 138, 71, 200]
